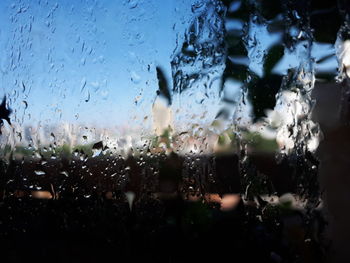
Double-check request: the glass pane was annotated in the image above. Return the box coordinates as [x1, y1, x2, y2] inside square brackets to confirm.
[0, 0, 348, 262]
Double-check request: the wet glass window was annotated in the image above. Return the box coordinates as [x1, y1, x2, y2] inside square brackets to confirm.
[0, 0, 349, 262]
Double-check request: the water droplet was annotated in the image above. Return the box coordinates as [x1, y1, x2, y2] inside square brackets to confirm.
[22, 100, 28, 109]
[125, 191, 135, 210]
[85, 90, 90, 102]
[60, 171, 69, 177]
[92, 141, 103, 157]
[130, 71, 141, 84]
[80, 78, 87, 92]
[34, 170, 46, 176]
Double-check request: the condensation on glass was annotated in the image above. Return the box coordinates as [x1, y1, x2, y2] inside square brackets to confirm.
[0, 2, 349, 258]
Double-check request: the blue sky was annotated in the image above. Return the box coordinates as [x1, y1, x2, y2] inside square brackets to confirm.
[0, 0, 338, 133]
[0, 0, 198, 128]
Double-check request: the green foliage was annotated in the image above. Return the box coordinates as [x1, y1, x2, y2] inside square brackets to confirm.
[11, 145, 33, 156]
[218, 134, 227, 146]
[58, 144, 71, 157]
[242, 131, 278, 152]
[72, 144, 94, 157]
[161, 127, 173, 146]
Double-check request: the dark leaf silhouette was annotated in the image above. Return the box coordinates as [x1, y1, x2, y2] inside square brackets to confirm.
[215, 107, 230, 119]
[225, 0, 251, 21]
[248, 74, 282, 122]
[222, 97, 237, 104]
[226, 35, 248, 56]
[0, 96, 11, 135]
[310, 3, 341, 43]
[260, 0, 282, 20]
[267, 18, 284, 33]
[315, 72, 336, 82]
[156, 66, 172, 105]
[220, 59, 248, 93]
[92, 141, 103, 150]
[316, 53, 335, 64]
[263, 44, 284, 76]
